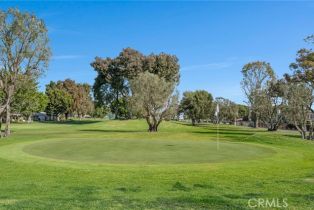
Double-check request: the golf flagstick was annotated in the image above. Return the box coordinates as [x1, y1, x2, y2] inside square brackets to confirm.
[215, 104, 220, 151]
[217, 119, 219, 151]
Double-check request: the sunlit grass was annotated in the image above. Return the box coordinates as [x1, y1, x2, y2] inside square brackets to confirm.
[0, 119, 313, 209]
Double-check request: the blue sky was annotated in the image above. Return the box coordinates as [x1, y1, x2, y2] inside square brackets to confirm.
[1, 1, 314, 104]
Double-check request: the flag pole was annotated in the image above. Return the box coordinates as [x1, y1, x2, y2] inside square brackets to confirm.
[215, 103, 220, 151]
[217, 115, 219, 151]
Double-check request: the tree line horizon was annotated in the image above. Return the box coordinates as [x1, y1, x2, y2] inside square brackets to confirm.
[0, 8, 313, 139]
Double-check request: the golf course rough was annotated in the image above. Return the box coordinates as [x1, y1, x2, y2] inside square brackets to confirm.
[0, 119, 313, 209]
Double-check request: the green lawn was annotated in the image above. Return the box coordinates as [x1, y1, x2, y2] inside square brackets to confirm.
[0, 119, 313, 209]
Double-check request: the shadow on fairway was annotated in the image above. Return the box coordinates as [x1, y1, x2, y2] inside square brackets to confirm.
[283, 134, 300, 139]
[79, 129, 144, 133]
[172, 121, 264, 132]
[191, 131, 254, 136]
[39, 120, 102, 125]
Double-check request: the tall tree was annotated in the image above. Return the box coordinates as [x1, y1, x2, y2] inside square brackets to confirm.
[258, 80, 285, 131]
[129, 72, 178, 132]
[283, 35, 314, 139]
[288, 34, 314, 112]
[180, 90, 213, 125]
[241, 61, 275, 128]
[0, 8, 50, 136]
[283, 82, 313, 139]
[55, 79, 93, 119]
[45, 82, 72, 121]
[91, 48, 180, 119]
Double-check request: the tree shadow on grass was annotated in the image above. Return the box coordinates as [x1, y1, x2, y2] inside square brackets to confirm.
[171, 121, 265, 133]
[282, 134, 301, 139]
[39, 120, 102, 125]
[79, 129, 145, 133]
[192, 131, 254, 136]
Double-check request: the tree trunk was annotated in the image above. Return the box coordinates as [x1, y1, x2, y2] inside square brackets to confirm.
[148, 123, 158, 132]
[255, 116, 259, 128]
[0, 116, 2, 138]
[4, 105, 11, 137]
[115, 91, 119, 120]
[192, 118, 196, 126]
[27, 115, 32, 123]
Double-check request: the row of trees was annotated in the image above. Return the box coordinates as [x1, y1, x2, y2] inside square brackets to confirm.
[241, 35, 314, 139]
[91, 49, 249, 131]
[179, 90, 248, 126]
[3, 78, 95, 123]
[45, 79, 93, 120]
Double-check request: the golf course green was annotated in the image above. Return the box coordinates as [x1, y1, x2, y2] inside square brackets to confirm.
[0, 119, 313, 209]
[23, 139, 274, 164]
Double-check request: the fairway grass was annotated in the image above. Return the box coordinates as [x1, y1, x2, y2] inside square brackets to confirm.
[0, 120, 313, 209]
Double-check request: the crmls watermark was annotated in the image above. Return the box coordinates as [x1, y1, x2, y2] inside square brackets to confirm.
[248, 198, 288, 208]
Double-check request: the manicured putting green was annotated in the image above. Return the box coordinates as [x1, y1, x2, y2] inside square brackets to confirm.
[23, 139, 275, 164]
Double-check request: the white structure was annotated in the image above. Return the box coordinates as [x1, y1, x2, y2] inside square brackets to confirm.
[33, 112, 48, 121]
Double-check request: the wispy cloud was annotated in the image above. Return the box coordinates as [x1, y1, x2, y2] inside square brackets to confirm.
[181, 57, 239, 71]
[181, 62, 233, 71]
[51, 55, 84, 60]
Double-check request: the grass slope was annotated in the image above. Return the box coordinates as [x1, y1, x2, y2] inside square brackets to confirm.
[0, 119, 313, 209]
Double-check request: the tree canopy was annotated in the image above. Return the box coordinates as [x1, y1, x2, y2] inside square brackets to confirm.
[129, 72, 178, 132]
[0, 8, 50, 136]
[180, 90, 213, 125]
[241, 61, 275, 128]
[91, 48, 180, 119]
[45, 79, 93, 120]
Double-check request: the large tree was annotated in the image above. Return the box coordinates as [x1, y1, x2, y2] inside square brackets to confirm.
[45, 82, 72, 121]
[45, 80, 93, 120]
[283, 35, 314, 139]
[55, 79, 93, 119]
[258, 80, 285, 131]
[91, 48, 179, 119]
[0, 8, 50, 136]
[287, 34, 314, 113]
[129, 72, 178, 132]
[180, 90, 213, 125]
[283, 82, 313, 139]
[241, 61, 275, 128]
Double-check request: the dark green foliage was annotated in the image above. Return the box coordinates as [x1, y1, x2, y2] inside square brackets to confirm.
[238, 105, 249, 121]
[45, 81, 73, 120]
[180, 90, 213, 125]
[241, 61, 275, 128]
[11, 78, 48, 121]
[91, 48, 180, 119]
[45, 79, 93, 120]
